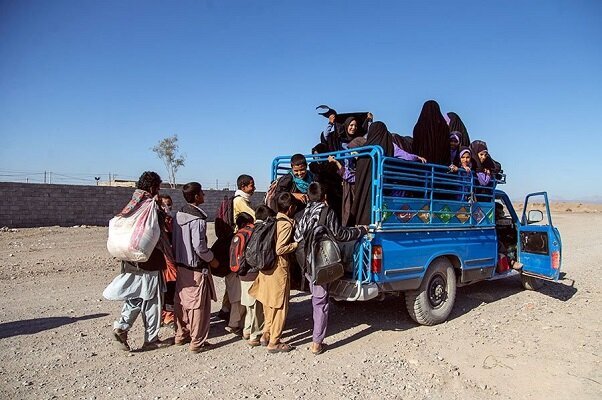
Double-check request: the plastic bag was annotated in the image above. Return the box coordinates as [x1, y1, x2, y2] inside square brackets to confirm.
[107, 199, 160, 262]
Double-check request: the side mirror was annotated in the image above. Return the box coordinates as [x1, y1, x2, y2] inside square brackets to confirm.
[527, 210, 544, 224]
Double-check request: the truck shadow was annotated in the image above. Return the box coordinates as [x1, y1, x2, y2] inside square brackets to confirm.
[0, 313, 109, 340]
[284, 275, 577, 349]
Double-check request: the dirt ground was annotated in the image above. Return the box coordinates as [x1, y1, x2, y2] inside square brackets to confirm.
[0, 211, 600, 400]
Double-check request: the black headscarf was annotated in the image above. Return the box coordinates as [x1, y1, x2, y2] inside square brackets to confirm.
[392, 134, 413, 153]
[342, 117, 359, 141]
[321, 117, 357, 153]
[309, 143, 343, 222]
[312, 143, 329, 154]
[470, 140, 499, 173]
[447, 112, 471, 147]
[412, 100, 450, 166]
[351, 122, 394, 226]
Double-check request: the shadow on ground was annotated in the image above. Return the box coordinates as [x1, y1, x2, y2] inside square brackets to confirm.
[0, 313, 109, 339]
[283, 273, 578, 349]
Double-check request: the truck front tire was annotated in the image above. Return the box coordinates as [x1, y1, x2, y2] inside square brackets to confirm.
[405, 258, 457, 326]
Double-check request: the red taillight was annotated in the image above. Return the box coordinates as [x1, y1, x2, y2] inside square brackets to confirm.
[371, 245, 382, 274]
[551, 251, 560, 270]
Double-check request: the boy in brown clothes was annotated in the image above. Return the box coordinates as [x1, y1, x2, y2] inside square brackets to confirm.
[249, 192, 298, 353]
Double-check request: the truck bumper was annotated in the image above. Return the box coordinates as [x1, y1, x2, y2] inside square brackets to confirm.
[330, 278, 379, 301]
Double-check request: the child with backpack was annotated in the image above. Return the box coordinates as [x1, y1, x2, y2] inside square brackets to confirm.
[223, 212, 254, 335]
[172, 182, 220, 353]
[294, 182, 368, 355]
[248, 193, 299, 353]
[234, 207, 274, 346]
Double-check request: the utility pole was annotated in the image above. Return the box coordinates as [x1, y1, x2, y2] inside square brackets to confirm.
[44, 171, 47, 184]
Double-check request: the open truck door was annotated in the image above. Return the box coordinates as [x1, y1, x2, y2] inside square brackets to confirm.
[518, 192, 562, 281]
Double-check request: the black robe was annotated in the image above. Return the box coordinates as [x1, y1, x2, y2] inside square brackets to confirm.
[350, 122, 395, 226]
[412, 100, 450, 166]
[447, 112, 471, 147]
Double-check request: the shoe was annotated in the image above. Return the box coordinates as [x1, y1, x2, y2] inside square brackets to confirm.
[175, 337, 191, 346]
[190, 342, 212, 354]
[247, 339, 261, 347]
[260, 333, 270, 347]
[311, 342, 327, 355]
[242, 331, 251, 340]
[113, 328, 130, 351]
[225, 326, 243, 335]
[140, 339, 173, 351]
[217, 310, 230, 321]
[162, 321, 175, 330]
[267, 342, 294, 354]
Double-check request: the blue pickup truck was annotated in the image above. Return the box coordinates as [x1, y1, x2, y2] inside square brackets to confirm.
[270, 146, 562, 325]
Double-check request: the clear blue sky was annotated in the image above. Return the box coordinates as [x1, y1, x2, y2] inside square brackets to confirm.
[1, 0, 601, 200]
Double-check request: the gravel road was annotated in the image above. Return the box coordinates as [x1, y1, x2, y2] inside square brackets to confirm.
[0, 212, 600, 399]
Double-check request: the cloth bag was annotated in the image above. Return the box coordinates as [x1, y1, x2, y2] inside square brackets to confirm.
[107, 199, 160, 262]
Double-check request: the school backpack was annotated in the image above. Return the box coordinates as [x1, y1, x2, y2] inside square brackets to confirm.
[214, 194, 239, 239]
[229, 224, 254, 275]
[299, 207, 344, 286]
[244, 216, 286, 272]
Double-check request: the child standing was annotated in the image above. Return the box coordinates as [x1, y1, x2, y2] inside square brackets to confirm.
[237, 208, 271, 346]
[249, 193, 298, 353]
[233, 174, 256, 220]
[223, 174, 257, 334]
[172, 182, 219, 353]
[158, 194, 177, 329]
[105, 171, 172, 351]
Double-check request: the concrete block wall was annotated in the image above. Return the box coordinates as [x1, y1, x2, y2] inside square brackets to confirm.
[0, 182, 265, 228]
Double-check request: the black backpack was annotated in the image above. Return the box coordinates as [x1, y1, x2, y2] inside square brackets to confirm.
[299, 207, 343, 286]
[245, 216, 286, 272]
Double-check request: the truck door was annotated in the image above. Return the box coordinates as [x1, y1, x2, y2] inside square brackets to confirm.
[518, 192, 562, 280]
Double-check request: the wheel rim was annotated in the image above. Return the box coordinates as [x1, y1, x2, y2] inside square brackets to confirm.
[428, 273, 447, 309]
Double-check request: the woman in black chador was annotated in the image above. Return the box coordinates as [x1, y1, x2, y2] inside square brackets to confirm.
[412, 100, 450, 166]
[447, 111, 471, 147]
[350, 122, 395, 226]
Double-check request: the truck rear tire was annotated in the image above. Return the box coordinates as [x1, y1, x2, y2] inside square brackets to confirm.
[405, 258, 457, 326]
[520, 274, 544, 290]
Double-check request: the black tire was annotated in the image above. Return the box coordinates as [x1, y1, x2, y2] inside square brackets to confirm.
[521, 274, 544, 291]
[405, 258, 457, 326]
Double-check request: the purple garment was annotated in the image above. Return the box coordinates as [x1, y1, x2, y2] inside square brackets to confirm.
[307, 275, 329, 344]
[393, 143, 420, 161]
[476, 171, 491, 186]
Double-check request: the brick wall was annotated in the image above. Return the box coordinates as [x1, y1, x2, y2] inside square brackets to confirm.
[0, 182, 265, 228]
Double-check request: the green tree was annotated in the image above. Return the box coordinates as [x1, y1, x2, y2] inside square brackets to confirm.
[152, 135, 185, 188]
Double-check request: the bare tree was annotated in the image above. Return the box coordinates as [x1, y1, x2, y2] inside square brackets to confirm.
[152, 135, 185, 188]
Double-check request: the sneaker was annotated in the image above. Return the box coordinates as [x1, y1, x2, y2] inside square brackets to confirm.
[113, 328, 130, 351]
[140, 339, 173, 351]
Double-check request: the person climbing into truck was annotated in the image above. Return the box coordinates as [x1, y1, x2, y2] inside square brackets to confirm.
[294, 182, 368, 355]
[273, 153, 314, 211]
